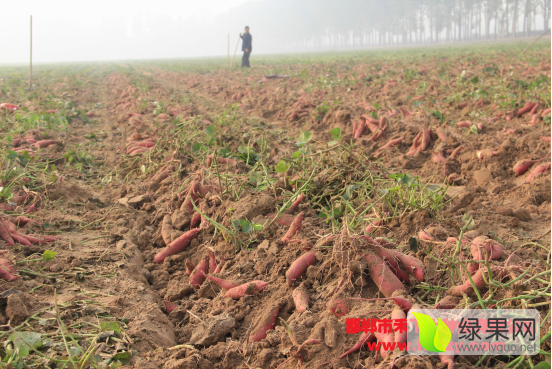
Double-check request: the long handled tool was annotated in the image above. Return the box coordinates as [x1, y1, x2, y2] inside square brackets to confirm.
[230, 34, 240, 69]
[228, 33, 230, 66]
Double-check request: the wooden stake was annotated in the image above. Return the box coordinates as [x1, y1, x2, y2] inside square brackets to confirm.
[228, 33, 230, 66]
[520, 28, 551, 55]
[30, 15, 33, 91]
[230, 34, 240, 69]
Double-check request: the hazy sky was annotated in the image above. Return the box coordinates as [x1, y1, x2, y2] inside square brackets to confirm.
[0, 0, 259, 64]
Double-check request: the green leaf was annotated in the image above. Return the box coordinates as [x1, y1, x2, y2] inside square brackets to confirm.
[231, 219, 252, 233]
[373, 102, 382, 110]
[275, 160, 290, 173]
[409, 237, 418, 252]
[535, 362, 551, 369]
[432, 110, 443, 120]
[469, 124, 478, 135]
[389, 173, 417, 187]
[100, 321, 121, 334]
[8, 331, 43, 358]
[539, 350, 551, 357]
[109, 351, 132, 364]
[296, 130, 313, 146]
[291, 151, 301, 159]
[412, 312, 440, 353]
[470, 76, 481, 84]
[251, 223, 263, 231]
[329, 127, 342, 141]
[7, 149, 17, 160]
[191, 142, 206, 153]
[434, 318, 452, 352]
[343, 185, 360, 200]
[205, 125, 216, 137]
[42, 250, 58, 262]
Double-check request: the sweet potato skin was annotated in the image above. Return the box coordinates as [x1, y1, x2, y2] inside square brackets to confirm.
[292, 283, 310, 312]
[189, 256, 209, 289]
[153, 228, 201, 263]
[448, 267, 489, 297]
[224, 281, 269, 299]
[365, 252, 407, 298]
[285, 248, 316, 286]
[248, 305, 279, 343]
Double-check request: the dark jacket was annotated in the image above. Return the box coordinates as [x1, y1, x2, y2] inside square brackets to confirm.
[241, 33, 252, 52]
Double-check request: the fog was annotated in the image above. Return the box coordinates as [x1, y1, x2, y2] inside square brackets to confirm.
[1, 0, 550, 64]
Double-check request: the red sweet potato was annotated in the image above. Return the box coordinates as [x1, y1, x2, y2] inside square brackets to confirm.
[185, 259, 195, 276]
[449, 145, 464, 159]
[128, 147, 150, 155]
[161, 215, 174, 245]
[382, 250, 422, 283]
[190, 212, 201, 229]
[440, 354, 455, 369]
[375, 137, 403, 155]
[476, 149, 498, 159]
[435, 296, 460, 309]
[153, 228, 201, 263]
[435, 127, 448, 142]
[281, 211, 304, 246]
[419, 230, 434, 241]
[286, 248, 316, 286]
[354, 120, 366, 138]
[14, 216, 38, 227]
[513, 159, 539, 176]
[339, 332, 376, 358]
[327, 298, 349, 318]
[249, 305, 279, 343]
[392, 307, 407, 347]
[207, 249, 217, 274]
[201, 271, 242, 290]
[407, 132, 422, 156]
[365, 252, 406, 298]
[10, 233, 32, 246]
[420, 128, 431, 151]
[189, 256, 209, 289]
[448, 267, 490, 296]
[0, 266, 18, 281]
[375, 324, 395, 358]
[374, 246, 410, 286]
[457, 121, 472, 128]
[292, 283, 310, 312]
[180, 191, 197, 214]
[214, 260, 225, 273]
[225, 280, 269, 299]
[526, 163, 551, 182]
[163, 300, 177, 314]
[517, 102, 536, 117]
[34, 140, 59, 149]
[266, 213, 296, 226]
[284, 194, 305, 214]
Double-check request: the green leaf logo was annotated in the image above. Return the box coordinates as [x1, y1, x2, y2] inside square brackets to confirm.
[412, 312, 451, 353]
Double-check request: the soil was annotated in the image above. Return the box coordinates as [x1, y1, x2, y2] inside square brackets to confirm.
[0, 43, 550, 369]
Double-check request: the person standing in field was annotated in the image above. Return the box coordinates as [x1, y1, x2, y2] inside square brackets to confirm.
[240, 26, 252, 68]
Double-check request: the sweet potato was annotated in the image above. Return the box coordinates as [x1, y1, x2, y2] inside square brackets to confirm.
[387, 249, 424, 283]
[34, 140, 59, 149]
[266, 213, 296, 226]
[201, 271, 241, 290]
[292, 283, 310, 312]
[339, 332, 376, 358]
[284, 193, 305, 214]
[354, 120, 366, 138]
[224, 280, 269, 299]
[448, 267, 489, 296]
[5, 221, 16, 233]
[526, 163, 551, 182]
[13, 216, 37, 227]
[419, 230, 433, 241]
[476, 149, 498, 159]
[249, 305, 279, 343]
[513, 159, 539, 176]
[153, 228, 201, 263]
[161, 215, 174, 245]
[189, 256, 209, 289]
[190, 212, 201, 229]
[420, 128, 431, 151]
[365, 252, 406, 298]
[435, 127, 448, 142]
[374, 246, 410, 285]
[375, 137, 403, 155]
[327, 298, 349, 318]
[207, 249, 217, 273]
[457, 121, 472, 128]
[128, 147, 150, 155]
[407, 131, 422, 156]
[214, 260, 225, 273]
[185, 259, 195, 276]
[0, 266, 18, 281]
[375, 325, 395, 358]
[365, 220, 383, 234]
[432, 152, 446, 163]
[281, 211, 304, 246]
[286, 248, 316, 286]
[435, 296, 460, 309]
[163, 300, 177, 314]
[449, 145, 464, 159]
[517, 102, 536, 117]
[180, 191, 197, 214]
[392, 307, 407, 347]
[440, 354, 455, 369]
[9, 231, 32, 246]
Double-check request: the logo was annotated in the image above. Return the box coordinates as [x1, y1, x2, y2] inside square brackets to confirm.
[412, 312, 452, 353]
